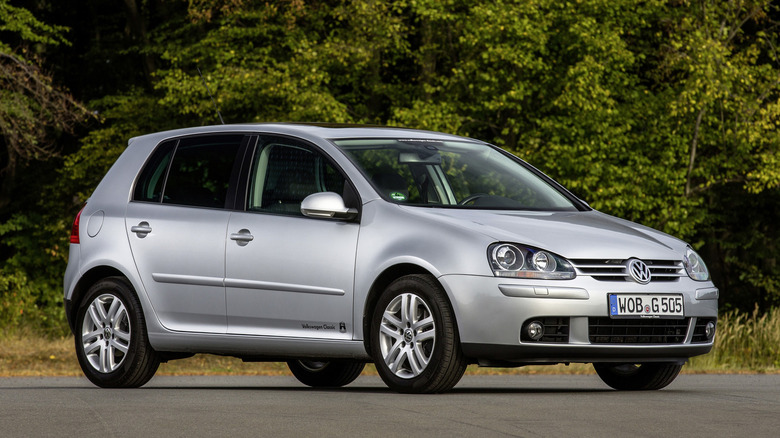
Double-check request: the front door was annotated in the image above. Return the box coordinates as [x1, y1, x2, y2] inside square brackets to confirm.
[225, 137, 359, 339]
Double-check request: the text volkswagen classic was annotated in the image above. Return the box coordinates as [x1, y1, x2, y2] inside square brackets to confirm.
[64, 124, 717, 393]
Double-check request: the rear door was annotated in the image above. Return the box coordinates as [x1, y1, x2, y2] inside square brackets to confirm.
[126, 134, 247, 333]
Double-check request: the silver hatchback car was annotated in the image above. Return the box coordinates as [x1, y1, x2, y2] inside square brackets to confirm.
[64, 124, 717, 393]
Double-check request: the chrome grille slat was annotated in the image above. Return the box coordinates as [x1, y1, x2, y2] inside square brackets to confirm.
[571, 259, 684, 282]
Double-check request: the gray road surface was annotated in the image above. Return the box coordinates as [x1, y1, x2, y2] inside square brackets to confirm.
[1, 374, 778, 437]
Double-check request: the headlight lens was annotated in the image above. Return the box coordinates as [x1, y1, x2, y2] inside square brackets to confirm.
[489, 243, 575, 279]
[683, 247, 710, 281]
[494, 244, 524, 270]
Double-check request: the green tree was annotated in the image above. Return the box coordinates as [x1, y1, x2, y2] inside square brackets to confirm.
[0, 0, 87, 210]
[0, 0, 90, 333]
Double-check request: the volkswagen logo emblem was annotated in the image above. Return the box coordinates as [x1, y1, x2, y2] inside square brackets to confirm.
[627, 259, 652, 284]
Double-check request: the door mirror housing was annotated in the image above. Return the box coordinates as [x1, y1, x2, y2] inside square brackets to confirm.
[301, 192, 359, 220]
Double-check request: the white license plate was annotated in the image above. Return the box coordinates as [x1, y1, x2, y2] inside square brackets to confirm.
[609, 294, 684, 319]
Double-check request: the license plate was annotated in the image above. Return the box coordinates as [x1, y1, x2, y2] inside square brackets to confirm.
[609, 294, 684, 319]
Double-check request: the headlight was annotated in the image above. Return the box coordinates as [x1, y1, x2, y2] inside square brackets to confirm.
[683, 247, 710, 281]
[488, 243, 575, 280]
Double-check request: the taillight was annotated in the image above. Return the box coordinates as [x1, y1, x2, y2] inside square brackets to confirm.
[70, 205, 85, 244]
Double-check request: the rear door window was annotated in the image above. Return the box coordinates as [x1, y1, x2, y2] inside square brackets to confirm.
[133, 134, 245, 208]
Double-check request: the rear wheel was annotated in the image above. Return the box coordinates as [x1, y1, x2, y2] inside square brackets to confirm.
[74, 277, 160, 388]
[370, 274, 467, 394]
[287, 360, 365, 388]
[594, 362, 683, 390]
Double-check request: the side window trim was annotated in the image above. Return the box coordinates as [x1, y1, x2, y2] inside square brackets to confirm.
[226, 135, 256, 211]
[132, 139, 177, 203]
[158, 140, 178, 204]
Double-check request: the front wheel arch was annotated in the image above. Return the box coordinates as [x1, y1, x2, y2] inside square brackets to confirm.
[362, 264, 450, 355]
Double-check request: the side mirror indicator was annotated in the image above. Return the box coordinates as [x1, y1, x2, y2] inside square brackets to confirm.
[301, 192, 358, 220]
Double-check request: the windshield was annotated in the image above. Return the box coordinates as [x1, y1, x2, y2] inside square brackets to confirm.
[333, 138, 579, 211]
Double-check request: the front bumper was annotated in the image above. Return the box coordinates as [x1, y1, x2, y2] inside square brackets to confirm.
[439, 274, 718, 364]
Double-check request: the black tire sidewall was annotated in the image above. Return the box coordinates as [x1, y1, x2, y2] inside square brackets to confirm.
[594, 362, 682, 391]
[287, 360, 365, 387]
[74, 278, 148, 388]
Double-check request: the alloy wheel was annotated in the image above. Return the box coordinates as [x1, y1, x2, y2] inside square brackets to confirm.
[378, 292, 436, 379]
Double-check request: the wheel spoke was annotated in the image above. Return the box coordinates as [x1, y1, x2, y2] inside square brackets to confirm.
[88, 305, 103, 326]
[416, 327, 435, 342]
[82, 328, 102, 343]
[385, 342, 404, 372]
[99, 343, 110, 373]
[113, 328, 131, 344]
[412, 343, 430, 369]
[106, 296, 122, 322]
[115, 305, 128, 326]
[406, 294, 418, 324]
[83, 339, 101, 355]
[412, 315, 433, 331]
[382, 310, 403, 329]
[95, 298, 109, 321]
[400, 294, 411, 325]
[408, 346, 424, 375]
[110, 339, 128, 355]
[379, 323, 402, 340]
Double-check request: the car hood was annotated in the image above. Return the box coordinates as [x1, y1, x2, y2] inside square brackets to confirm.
[399, 207, 687, 260]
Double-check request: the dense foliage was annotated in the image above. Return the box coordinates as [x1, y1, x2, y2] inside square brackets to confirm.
[1, 0, 778, 335]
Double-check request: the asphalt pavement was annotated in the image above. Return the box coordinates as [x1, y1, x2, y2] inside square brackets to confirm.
[1, 374, 778, 437]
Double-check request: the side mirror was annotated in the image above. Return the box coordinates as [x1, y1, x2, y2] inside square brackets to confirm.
[301, 192, 359, 220]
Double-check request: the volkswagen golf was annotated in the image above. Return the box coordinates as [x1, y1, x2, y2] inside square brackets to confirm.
[64, 123, 718, 393]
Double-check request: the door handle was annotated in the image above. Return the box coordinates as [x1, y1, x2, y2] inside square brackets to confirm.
[130, 222, 152, 237]
[230, 229, 254, 246]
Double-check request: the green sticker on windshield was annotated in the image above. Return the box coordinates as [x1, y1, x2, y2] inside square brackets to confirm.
[390, 192, 407, 201]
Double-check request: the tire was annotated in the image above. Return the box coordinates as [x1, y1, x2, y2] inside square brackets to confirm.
[74, 277, 160, 388]
[594, 362, 683, 391]
[287, 360, 365, 388]
[370, 274, 467, 394]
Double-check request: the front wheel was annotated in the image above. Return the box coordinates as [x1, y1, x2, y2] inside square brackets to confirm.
[287, 360, 365, 388]
[593, 362, 683, 390]
[74, 277, 160, 388]
[370, 274, 467, 394]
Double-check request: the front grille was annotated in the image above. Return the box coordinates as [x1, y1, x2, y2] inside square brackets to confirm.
[571, 259, 684, 282]
[589, 317, 689, 344]
[692, 318, 717, 343]
[522, 317, 569, 343]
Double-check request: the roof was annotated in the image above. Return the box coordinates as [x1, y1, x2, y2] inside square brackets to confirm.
[128, 123, 481, 146]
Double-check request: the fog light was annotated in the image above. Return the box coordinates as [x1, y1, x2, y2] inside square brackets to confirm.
[705, 321, 716, 340]
[526, 321, 545, 341]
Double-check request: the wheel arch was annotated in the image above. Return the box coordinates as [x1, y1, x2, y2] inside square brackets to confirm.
[361, 263, 460, 355]
[66, 265, 134, 334]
